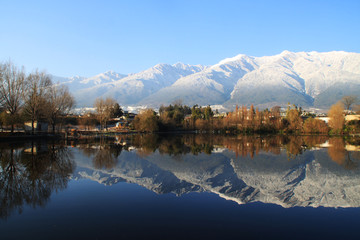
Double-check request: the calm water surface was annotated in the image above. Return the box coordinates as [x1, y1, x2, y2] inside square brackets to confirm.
[1, 135, 360, 239]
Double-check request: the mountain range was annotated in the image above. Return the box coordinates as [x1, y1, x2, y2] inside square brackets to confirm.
[54, 51, 360, 109]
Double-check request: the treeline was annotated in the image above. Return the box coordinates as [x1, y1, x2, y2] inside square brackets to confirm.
[132, 104, 214, 132]
[133, 101, 360, 135]
[0, 61, 74, 133]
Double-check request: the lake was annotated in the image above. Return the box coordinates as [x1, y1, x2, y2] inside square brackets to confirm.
[1, 134, 360, 239]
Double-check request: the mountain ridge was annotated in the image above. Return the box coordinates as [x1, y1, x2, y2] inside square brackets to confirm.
[56, 51, 360, 109]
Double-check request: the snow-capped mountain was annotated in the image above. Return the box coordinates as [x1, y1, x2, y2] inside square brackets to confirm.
[53, 71, 127, 89]
[79, 71, 127, 86]
[147, 50, 360, 108]
[56, 51, 360, 108]
[51, 75, 86, 87]
[139, 54, 258, 106]
[67, 63, 207, 106]
[229, 51, 360, 108]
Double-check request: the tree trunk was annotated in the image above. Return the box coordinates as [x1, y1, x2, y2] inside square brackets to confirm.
[32, 119, 35, 135]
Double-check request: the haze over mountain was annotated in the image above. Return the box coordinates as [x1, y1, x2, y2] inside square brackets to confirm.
[55, 51, 360, 109]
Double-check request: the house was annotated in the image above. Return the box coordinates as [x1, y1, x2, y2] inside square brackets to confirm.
[315, 115, 360, 124]
[345, 115, 360, 122]
[24, 121, 48, 132]
[315, 117, 330, 123]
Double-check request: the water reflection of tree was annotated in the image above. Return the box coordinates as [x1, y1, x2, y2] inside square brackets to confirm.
[93, 145, 121, 169]
[157, 136, 191, 156]
[128, 134, 335, 160]
[183, 135, 214, 155]
[76, 137, 122, 169]
[283, 136, 305, 159]
[0, 147, 28, 219]
[76, 135, 360, 169]
[131, 134, 216, 157]
[222, 135, 262, 158]
[282, 136, 330, 160]
[0, 142, 74, 220]
[131, 134, 159, 157]
[218, 135, 286, 158]
[303, 136, 329, 149]
[328, 138, 357, 170]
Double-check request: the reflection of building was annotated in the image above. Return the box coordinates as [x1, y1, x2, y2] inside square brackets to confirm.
[317, 141, 360, 151]
[24, 121, 48, 132]
[345, 145, 360, 151]
[24, 147, 37, 154]
[23, 145, 47, 155]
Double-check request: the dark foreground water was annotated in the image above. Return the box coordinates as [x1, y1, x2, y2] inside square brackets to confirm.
[1, 134, 360, 240]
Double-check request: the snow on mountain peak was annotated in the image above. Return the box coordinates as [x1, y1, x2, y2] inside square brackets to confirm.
[70, 75, 85, 81]
[172, 62, 188, 69]
[217, 53, 252, 65]
[101, 70, 125, 78]
[80, 71, 127, 85]
[104, 70, 116, 75]
[57, 51, 360, 108]
[280, 50, 293, 55]
[153, 63, 169, 69]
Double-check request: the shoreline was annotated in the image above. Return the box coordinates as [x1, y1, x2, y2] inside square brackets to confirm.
[0, 130, 357, 141]
[0, 132, 63, 141]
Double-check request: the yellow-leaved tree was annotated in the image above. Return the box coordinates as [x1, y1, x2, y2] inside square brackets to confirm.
[328, 102, 345, 134]
[133, 109, 159, 132]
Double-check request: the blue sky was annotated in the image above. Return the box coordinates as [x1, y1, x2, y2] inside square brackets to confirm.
[1, 0, 359, 77]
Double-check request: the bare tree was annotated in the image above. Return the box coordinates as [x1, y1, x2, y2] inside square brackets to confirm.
[0, 64, 4, 107]
[47, 85, 75, 133]
[94, 97, 116, 130]
[342, 95, 358, 110]
[23, 70, 52, 133]
[0, 61, 28, 132]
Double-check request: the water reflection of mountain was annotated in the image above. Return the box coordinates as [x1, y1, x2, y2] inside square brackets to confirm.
[73, 135, 360, 208]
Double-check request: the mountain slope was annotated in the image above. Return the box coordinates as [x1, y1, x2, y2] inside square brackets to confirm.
[139, 54, 257, 106]
[74, 63, 206, 106]
[53, 71, 127, 91]
[141, 51, 360, 108]
[57, 51, 360, 108]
